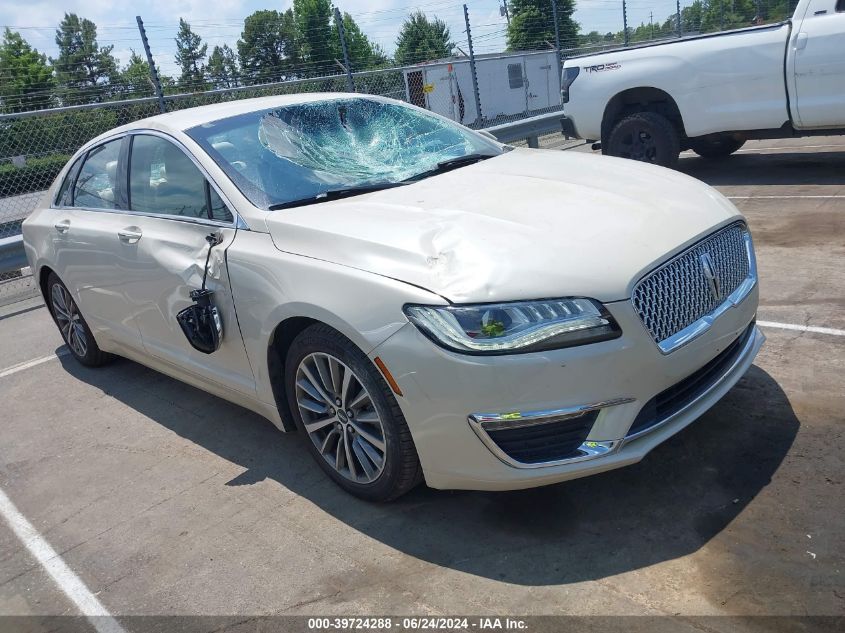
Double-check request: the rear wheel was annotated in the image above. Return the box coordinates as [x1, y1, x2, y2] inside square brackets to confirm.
[46, 272, 111, 367]
[285, 324, 422, 501]
[606, 111, 680, 169]
[689, 134, 745, 159]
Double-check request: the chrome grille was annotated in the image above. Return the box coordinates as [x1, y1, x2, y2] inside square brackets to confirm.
[632, 223, 750, 346]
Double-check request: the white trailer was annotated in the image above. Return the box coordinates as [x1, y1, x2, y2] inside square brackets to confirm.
[402, 51, 562, 125]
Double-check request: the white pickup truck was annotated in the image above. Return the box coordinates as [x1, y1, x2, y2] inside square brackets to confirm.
[560, 0, 845, 167]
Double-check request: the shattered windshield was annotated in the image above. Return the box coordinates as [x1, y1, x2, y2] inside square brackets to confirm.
[186, 97, 503, 210]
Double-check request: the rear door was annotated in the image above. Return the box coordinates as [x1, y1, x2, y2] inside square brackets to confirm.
[51, 136, 144, 349]
[122, 132, 256, 394]
[791, 0, 845, 128]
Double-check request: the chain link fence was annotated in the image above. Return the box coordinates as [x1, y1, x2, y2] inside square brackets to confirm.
[0, 0, 794, 304]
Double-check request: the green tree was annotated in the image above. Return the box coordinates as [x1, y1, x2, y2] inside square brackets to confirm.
[294, 0, 336, 74]
[116, 50, 153, 99]
[174, 18, 207, 89]
[52, 13, 119, 104]
[238, 9, 299, 83]
[507, 0, 578, 51]
[0, 28, 54, 113]
[208, 44, 239, 89]
[394, 12, 454, 65]
[332, 12, 388, 70]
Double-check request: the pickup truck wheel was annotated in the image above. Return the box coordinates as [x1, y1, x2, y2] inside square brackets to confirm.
[606, 112, 680, 169]
[689, 135, 745, 159]
[285, 323, 423, 502]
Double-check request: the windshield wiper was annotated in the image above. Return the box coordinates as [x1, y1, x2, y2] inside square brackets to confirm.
[268, 182, 408, 210]
[402, 153, 497, 182]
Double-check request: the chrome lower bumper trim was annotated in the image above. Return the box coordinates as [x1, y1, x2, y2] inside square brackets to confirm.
[467, 398, 634, 469]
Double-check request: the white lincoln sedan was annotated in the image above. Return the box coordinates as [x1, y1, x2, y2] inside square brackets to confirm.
[23, 94, 763, 501]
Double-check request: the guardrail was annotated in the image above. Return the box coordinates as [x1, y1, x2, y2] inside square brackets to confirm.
[0, 112, 569, 279]
[0, 235, 27, 276]
[485, 110, 569, 148]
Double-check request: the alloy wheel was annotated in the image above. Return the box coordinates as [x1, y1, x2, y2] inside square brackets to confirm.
[51, 283, 88, 358]
[294, 352, 387, 484]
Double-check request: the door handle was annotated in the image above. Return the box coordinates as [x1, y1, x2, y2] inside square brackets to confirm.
[54, 221, 70, 234]
[118, 228, 142, 244]
[795, 32, 808, 51]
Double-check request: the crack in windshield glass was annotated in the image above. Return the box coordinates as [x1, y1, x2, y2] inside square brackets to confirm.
[188, 97, 502, 210]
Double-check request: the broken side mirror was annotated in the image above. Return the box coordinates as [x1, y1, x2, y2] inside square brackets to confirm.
[176, 233, 224, 354]
[177, 289, 223, 354]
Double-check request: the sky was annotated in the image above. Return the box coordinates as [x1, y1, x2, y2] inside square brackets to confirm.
[0, 0, 686, 77]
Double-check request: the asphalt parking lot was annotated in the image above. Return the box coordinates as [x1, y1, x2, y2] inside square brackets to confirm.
[0, 136, 843, 631]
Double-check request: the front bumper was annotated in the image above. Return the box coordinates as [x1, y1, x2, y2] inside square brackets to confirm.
[560, 116, 579, 139]
[370, 290, 762, 491]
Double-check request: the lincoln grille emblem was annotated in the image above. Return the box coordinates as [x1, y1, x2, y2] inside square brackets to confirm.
[700, 252, 721, 301]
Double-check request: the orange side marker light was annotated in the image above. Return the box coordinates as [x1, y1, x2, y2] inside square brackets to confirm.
[374, 356, 403, 397]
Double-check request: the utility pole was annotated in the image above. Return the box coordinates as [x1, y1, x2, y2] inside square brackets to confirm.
[676, 0, 683, 37]
[650, 11, 654, 39]
[623, 0, 629, 46]
[334, 7, 355, 92]
[463, 4, 483, 125]
[136, 15, 166, 113]
[551, 0, 562, 81]
[500, 1, 510, 25]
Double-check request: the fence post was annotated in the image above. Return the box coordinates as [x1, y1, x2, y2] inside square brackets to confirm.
[334, 8, 355, 92]
[136, 16, 166, 113]
[550, 1, 562, 91]
[622, 0, 629, 46]
[463, 4, 483, 126]
[676, 0, 682, 37]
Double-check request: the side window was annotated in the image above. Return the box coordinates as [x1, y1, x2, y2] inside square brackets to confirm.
[837, 0, 844, 12]
[507, 64, 523, 89]
[73, 139, 123, 209]
[129, 134, 231, 222]
[54, 156, 83, 206]
[208, 187, 234, 223]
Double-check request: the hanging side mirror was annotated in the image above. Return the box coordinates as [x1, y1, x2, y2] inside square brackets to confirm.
[177, 289, 223, 354]
[176, 233, 224, 354]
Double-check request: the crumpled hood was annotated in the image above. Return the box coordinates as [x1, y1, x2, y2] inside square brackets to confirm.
[265, 148, 741, 303]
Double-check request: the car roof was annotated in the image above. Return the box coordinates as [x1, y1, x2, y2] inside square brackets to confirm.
[131, 91, 378, 133]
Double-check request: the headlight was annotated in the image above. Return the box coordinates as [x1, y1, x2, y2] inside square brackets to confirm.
[404, 298, 621, 355]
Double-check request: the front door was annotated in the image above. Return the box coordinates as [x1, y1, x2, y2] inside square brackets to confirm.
[121, 132, 256, 395]
[792, 1, 845, 128]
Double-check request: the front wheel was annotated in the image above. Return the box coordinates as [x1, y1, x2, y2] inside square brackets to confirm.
[689, 134, 745, 159]
[605, 112, 680, 169]
[285, 324, 422, 501]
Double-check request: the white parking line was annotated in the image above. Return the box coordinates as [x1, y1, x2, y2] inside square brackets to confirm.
[0, 487, 126, 633]
[727, 195, 845, 200]
[0, 349, 68, 379]
[758, 320, 845, 337]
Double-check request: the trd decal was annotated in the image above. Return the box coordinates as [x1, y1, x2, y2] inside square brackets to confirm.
[584, 62, 621, 73]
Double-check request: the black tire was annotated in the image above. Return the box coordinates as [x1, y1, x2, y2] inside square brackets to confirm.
[46, 272, 111, 367]
[689, 134, 745, 159]
[606, 111, 680, 169]
[284, 323, 423, 502]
